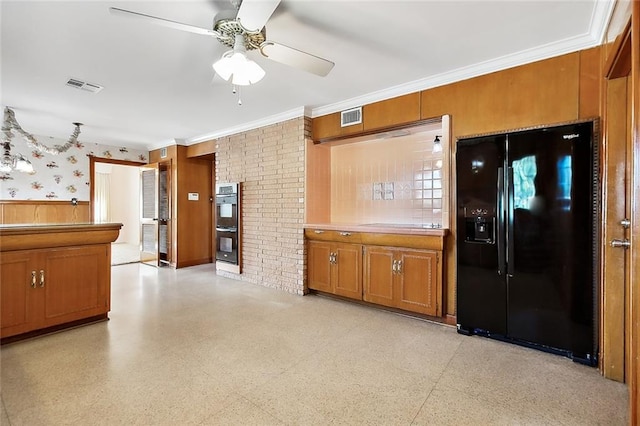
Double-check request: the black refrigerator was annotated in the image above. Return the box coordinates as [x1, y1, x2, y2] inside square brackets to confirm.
[456, 121, 598, 365]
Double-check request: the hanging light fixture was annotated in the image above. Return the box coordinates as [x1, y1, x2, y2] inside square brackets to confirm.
[1, 107, 82, 173]
[0, 141, 33, 173]
[432, 135, 443, 153]
[213, 34, 265, 86]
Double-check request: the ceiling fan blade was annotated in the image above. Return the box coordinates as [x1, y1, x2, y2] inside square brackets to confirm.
[109, 7, 221, 38]
[260, 42, 334, 77]
[236, 0, 281, 32]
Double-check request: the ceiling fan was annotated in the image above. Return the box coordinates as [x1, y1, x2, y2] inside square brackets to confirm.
[109, 0, 335, 86]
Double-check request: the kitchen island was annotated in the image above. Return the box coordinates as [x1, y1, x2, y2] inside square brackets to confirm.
[305, 223, 447, 319]
[0, 222, 122, 342]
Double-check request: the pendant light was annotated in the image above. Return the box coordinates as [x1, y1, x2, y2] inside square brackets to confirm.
[432, 135, 443, 153]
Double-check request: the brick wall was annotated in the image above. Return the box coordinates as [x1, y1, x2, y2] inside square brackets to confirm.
[215, 116, 310, 295]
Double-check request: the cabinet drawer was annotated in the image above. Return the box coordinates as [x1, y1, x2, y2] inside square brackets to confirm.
[360, 233, 444, 250]
[305, 229, 362, 244]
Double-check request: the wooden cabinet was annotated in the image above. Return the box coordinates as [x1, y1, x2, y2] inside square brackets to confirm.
[364, 246, 441, 316]
[1, 251, 33, 337]
[363, 93, 421, 132]
[306, 227, 445, 317]
[362, 246, 396, 307]
[395, 249, 440, 316]
[1, 245, 111, 339]
[307, 240, 362, 300]
[0, 223, 121, 341]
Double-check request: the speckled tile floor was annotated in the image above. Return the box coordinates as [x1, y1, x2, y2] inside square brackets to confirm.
[1, 263, 629, 425]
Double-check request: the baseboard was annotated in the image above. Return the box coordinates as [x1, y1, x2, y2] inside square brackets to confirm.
[176, 258, 213, 268]
[1, 314, 108, 345]
[216, 261, 241, 274]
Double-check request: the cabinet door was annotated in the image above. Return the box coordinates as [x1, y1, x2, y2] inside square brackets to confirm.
[333, 243, 362, 300]
[41, 245, 110, 328]
[363, 93, 421, 131]
[363, 246, 395, 307]
[396, 249, 439, 316]
[0, 251, 37, 338]
[308, 241, 333, 292]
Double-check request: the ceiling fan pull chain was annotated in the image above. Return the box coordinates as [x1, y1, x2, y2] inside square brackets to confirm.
[230, 84, 242, 105]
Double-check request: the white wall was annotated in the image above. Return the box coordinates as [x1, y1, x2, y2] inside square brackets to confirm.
[104, 164, 140, 245]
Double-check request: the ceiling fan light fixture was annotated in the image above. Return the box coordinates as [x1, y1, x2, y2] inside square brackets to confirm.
[213, 34, 265, 86]
[231, 57, 265, 85]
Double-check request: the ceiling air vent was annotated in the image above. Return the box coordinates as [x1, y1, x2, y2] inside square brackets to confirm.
[65, 78, 104, 93]
[341, 107, 362, 127]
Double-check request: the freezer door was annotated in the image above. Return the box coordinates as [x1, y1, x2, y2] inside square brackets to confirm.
[456, 135, 507, 336]
[506, 122, 595, 363]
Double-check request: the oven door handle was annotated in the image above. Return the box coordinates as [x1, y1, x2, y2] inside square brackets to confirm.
[216, 227, 237, 232]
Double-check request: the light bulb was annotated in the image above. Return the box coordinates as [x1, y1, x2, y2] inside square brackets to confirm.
[213, 51, 265, 86]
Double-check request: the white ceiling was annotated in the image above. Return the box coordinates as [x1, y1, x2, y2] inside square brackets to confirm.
[1, 1, 613, 151]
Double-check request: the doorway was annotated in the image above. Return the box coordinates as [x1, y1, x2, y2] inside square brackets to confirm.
[89, 157, 146, 265]
[140, 160, 172, 267]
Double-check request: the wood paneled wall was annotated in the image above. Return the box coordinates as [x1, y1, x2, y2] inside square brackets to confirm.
[0, 200, 90, 224]
[304, 139, 331, 224]
[420, 50, 599, 136]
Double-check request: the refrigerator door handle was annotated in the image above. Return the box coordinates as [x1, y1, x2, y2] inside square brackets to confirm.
[506, 166, 515, 277]
[497, 167, 506, 275]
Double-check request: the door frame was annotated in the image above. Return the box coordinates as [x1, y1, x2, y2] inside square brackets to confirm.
[88, 156, 146, 222]
[601, 2, 639, 421]
[629, 0, 639, 422]
[139, 163, 160, 266]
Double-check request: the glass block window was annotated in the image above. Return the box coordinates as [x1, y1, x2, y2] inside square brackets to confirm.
[415, 160, 443, 216]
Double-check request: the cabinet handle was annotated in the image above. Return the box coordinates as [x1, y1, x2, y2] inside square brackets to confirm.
[333, 252, 338, 264]
[397, 260, 403, 274]
[31, 270, 37, 288]
[40, 270, 45, 287]
[392, 260, 397, 273]
[314, 230, 324, 234]
[339, 232, 351, 236]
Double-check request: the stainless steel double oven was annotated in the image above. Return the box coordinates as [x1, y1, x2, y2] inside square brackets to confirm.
[215, 183, 239, 265]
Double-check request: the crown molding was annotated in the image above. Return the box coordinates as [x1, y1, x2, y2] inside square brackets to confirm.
[589, 0, 616, 44]
[311, 31, 602, 118]
[186, 106, 308, 145]
[146, 138, 187, 151]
